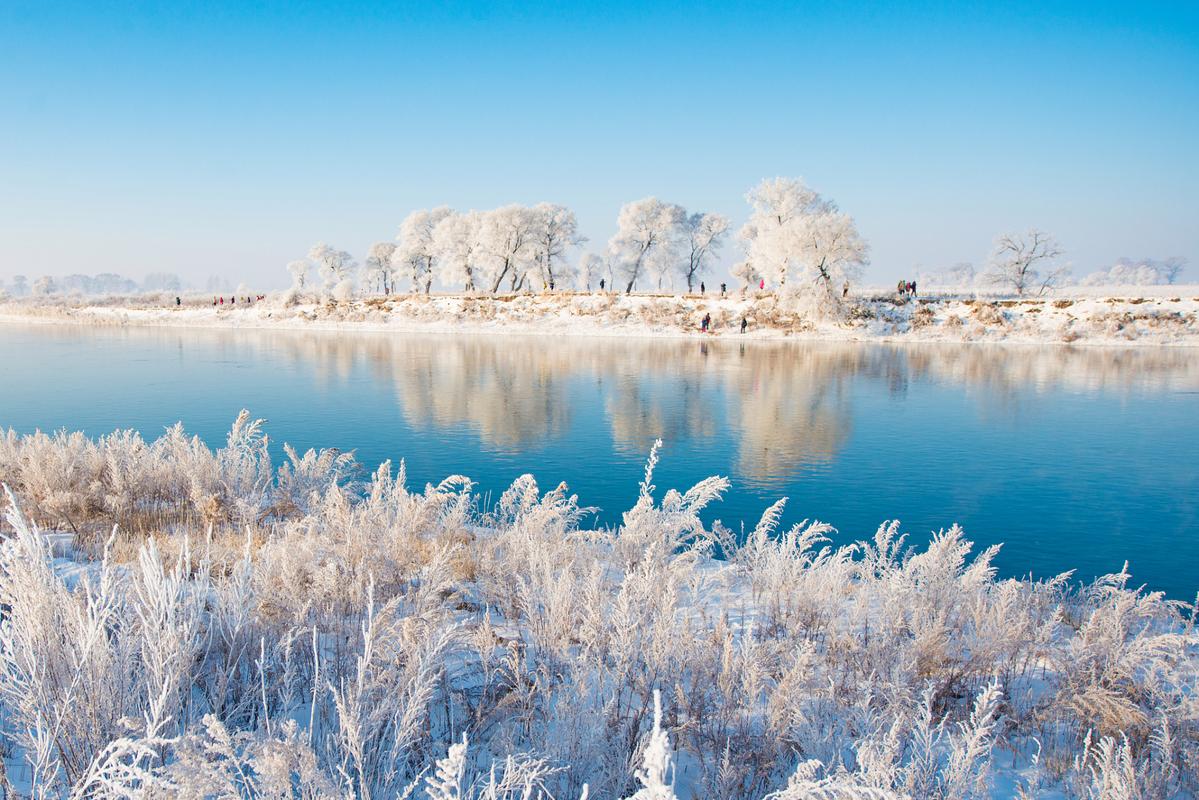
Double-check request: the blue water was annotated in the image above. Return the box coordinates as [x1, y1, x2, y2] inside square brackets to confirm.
[2, 323, 1197, 599]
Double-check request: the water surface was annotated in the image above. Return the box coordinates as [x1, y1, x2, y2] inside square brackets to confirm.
[2, 323, 1196, 598]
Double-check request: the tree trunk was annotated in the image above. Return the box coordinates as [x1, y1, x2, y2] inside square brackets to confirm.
[491, 261, 510, 294]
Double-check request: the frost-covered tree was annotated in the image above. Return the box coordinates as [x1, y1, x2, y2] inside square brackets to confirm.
[286, 259, 310, 290]
[1163, 256, 1187, 284]
[308, 242, 357, 295]
[477, 205, 537, 293]
[11, 275, 28, 297]
[731, 259, 762, 290]
[1080, 256, 1186, 287]
[608, 198, 685, 294]
[739, 178, 868, 299]
[31, 276, 57, 296]
[99, 273, 139, 294]
[142, 272, 182, 292]
[59, 274, 92, 295]
[984, 230, 1068, 296]
[681, 212, 729, 292]
[397, 206, 453, 294]
[579, 253, 605, 291]
[433, 211, 484, 292]
[365, 241, 399, 295]
[530, 202, 584, 291]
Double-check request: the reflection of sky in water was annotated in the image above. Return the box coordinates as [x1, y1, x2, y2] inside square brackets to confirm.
[2, 323, 1197, 599]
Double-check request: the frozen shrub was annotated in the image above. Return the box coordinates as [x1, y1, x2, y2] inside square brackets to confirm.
[0, 418, 1195, 798]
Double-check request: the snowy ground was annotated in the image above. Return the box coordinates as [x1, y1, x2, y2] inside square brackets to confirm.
[2, 286, 1198, 346]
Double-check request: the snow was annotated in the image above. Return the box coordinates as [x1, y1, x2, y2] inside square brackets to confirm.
[0, 418, 1196, 798]
[2, 286, 1198, 347]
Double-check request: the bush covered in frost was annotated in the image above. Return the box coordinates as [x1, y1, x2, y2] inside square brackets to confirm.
[0, 415, 1195, 798]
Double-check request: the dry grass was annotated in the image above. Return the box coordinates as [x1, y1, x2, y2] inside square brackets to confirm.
[0, 418, 1195, 798]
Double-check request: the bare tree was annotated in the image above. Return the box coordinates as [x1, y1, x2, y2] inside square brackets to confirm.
[985, 230, 1069, 296]
[1163, 257, 1186, 285]
[681, 212, 729, 293]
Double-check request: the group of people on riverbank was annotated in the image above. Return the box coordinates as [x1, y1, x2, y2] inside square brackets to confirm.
[205, 295, 264, 306]
[897, 279, 918, 297]
[699, 313, 751, 334]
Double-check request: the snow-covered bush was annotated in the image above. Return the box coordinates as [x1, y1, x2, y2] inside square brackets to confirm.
[0, 417, 1195, 798]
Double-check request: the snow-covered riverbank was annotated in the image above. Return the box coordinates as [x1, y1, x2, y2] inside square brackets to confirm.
[3, 287, 1198, 346]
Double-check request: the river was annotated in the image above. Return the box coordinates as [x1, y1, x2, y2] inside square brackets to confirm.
[2, 322, 1196, 598]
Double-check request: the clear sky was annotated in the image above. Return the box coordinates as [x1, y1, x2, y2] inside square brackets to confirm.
[1, 0, 1196, 288]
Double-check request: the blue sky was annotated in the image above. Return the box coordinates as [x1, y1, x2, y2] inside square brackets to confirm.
[1, 0, 1196, 287]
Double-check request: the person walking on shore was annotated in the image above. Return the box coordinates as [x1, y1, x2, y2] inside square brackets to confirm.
[741, 317, 748, 334]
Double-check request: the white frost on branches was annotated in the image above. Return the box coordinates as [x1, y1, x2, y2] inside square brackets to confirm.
[0, 415, 1193, 799]
[739, 178, 868, 311]
[608, 198, 686, 293]
[984, 230, 1069, 296]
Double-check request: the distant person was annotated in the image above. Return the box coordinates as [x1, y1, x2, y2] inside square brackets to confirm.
[219, 296, 224, 305]
[759, 278, 765, 290]
[175, 296, 181, 307]
[212, 297, 217, 306]
[842, 280, 849, 299]
[740, 317, 748, 334]
[700, 281, 705, 294]
[231, 296, 236, 304]
[720, 282, 727, 297]
[911, 281, 917, 298]
[599, 278, 605, 291]
[701, 313, 710, 332]
[897, 279, 906, 296]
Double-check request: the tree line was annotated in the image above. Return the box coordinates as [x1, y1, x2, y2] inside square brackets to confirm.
[286, 178, 876, 300]
[290, 176, 1181, 301]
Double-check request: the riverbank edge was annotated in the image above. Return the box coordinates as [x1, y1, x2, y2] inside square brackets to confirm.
[2, 290, 1198, 348]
